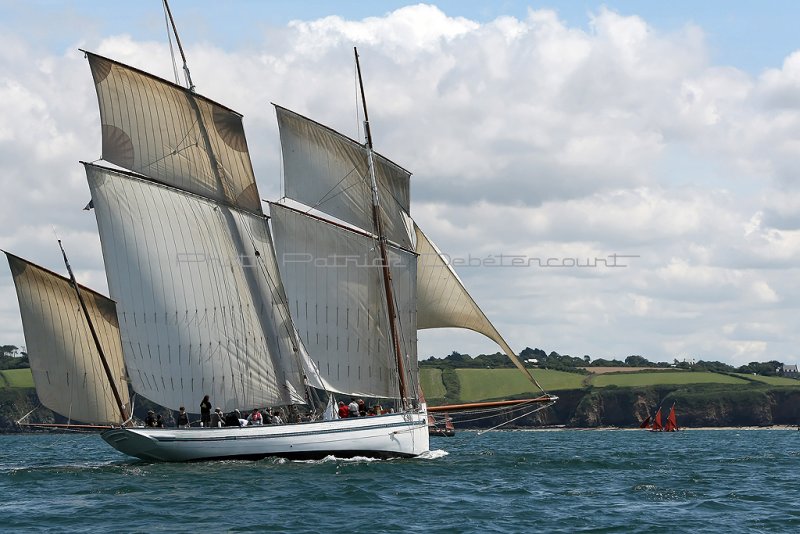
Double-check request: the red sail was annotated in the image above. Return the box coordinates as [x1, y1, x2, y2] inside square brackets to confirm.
[664, 404, 678, 432]
[651, 408, 663, 431]
[639, 415, 652, 429]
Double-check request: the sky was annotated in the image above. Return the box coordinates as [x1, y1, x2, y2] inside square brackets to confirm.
[2, 1, 800, 366]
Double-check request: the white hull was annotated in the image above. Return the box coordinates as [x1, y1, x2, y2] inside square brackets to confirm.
[101, 411, 430, 462]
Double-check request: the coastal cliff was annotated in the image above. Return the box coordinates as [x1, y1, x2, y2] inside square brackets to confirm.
[447, 385, 800, 429]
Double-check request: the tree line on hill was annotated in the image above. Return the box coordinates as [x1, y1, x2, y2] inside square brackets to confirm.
[421, 348, 785, 377]
[0, 345, 29, 370]
[0, 341, 785, 378]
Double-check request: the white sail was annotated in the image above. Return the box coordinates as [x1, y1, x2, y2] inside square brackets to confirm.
[86, 164, 307, 411]
[5, 253, 129, 425]
[415, 224, 543, 389]
[86, 52, 261, 214]
[275, 106, 413, 249]
[270, 202, 417, 398]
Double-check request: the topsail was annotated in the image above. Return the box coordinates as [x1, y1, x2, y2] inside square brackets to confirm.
[275, 106, 413, 249]
[86, 51, 260, 214]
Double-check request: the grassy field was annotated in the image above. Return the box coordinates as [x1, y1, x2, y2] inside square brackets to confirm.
[590, 371, 748, 388]
[455, 368, 585, 402]
[732, 373, 800, 386]
[0, 368, 34, 388]
[419, 368, 446, 399]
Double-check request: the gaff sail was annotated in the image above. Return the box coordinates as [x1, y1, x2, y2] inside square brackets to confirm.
[86, 164, 307, 411]
[270, 202, 417, 398]
[5, 253, 129, 425]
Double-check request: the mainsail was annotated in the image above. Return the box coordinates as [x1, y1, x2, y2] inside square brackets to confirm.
[85, 52, 312, 412]
[86, 164, 307, 411]
[270, 202, 417, 398]
[5, 253, 129, 425]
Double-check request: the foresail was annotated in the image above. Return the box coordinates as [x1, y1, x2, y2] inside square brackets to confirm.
[270, 202, 417, 398]
[415, 224, 544, 392]
[86, 164, 306, 411]
[85, 51, 261, 214]
[5, 253, 129, 425]
[275, 106, 412, 249]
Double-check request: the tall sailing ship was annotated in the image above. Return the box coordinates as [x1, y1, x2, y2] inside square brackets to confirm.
[5, 5, 554, 461]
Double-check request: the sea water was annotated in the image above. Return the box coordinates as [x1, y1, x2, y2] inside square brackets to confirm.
[1, 429, 799, 533]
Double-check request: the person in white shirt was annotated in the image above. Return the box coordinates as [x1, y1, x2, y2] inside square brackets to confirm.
[348, 399, 359, 417]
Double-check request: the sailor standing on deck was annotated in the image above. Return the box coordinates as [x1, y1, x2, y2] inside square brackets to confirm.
[200, 395, 212, 427]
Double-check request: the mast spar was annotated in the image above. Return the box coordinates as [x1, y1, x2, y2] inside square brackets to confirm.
[162, 0, 195, 92]
[354, 47, 409, 408]
[57, 239, 129, 425]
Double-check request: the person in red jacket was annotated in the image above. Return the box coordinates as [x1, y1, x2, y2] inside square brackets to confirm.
[337, 401, 349, 419]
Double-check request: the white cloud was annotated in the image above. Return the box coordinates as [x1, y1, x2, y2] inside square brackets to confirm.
[2, 3, 800, 367]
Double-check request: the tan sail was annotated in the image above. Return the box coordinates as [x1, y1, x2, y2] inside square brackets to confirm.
[5, 253, 129, 425]
[86, 52, 260, 214]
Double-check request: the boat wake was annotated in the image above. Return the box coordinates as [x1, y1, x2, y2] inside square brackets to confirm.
[418, 449, 449, 460]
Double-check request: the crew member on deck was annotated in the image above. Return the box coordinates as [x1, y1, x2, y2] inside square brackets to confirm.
[247, 408, 263, 425]
[200, 395, 212, 427]
[145, 410, 157, 427]
[272, 410, 285, 425]
[211, 407, 225, 428]
[177, 406, 190, 428]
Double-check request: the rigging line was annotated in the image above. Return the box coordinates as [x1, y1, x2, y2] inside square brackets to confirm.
[438, 404, 532, 424]
[300, 166, 361, 213]
[162, 0, 181, 85]
[140, 118, 201, 171]
[435, 400, 548, 424]
[162, 0, 195, 91]
[15, 402, 41, 426]
[476, 402, 555, 435]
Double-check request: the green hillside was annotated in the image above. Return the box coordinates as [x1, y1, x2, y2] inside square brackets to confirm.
[732, 373, 800, 386]
[0, 368, 33, 388]
[590, 371, 747, 388]
[420, 368, 446, 399]
[455, 368, 585, 402]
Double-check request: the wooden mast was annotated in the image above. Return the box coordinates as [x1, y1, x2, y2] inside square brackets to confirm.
[354, 47, 409, 409]
[58, 240, 129, 425]
[162, 0, 195, 92]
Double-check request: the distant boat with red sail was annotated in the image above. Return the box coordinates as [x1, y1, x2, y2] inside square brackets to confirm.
[641, 403, 678, 432]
